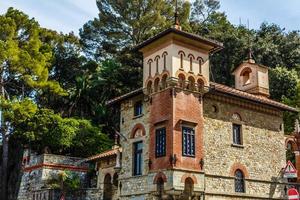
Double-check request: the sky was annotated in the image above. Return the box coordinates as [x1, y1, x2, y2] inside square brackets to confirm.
[0, 0, 300, 35]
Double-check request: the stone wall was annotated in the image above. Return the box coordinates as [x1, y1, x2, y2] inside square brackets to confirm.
[203, 95, 286, 199]
[119, 93, 151, 197]
[17, 153, 88, 200]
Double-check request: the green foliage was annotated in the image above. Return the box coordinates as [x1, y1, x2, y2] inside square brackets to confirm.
[269, 67, 298, 101]
[48, 171, 81, 191]
[0, 8, 65, 97]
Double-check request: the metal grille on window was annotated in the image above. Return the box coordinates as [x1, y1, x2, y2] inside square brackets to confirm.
[156, 128, 166, 157]
[182, 127, 195, 156]
[235, 170, 245, 193]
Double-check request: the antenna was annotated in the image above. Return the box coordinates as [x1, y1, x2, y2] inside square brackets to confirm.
[174, 0, 181, 29]
[247, 19, 254, 62]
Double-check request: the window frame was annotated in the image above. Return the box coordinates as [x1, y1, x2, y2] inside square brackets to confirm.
[182, 126, 195, 157]
[133, 141, 143, 176]
[155, 127, 167, 158]
[232, 123, 242, 145]
[133, 100, 143, 117]
[234, 169, 245, 193]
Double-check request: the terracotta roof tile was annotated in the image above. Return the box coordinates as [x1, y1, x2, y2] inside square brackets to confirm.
[85, 147, 122, 162]
[106, 83, 297, 112]
[210, 82, 297, 112]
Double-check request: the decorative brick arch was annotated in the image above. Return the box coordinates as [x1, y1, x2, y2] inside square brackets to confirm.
[231, 111, 243, 122]
[180, 173, 198, 184]
[153, 172, 167, 184]
[285, 137, 298, 151]
[230, 163, 249, 178]
[130, 123, 146, 139]
[196, 76, 208, 86]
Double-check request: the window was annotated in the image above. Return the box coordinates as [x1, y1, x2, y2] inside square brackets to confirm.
[134, 101, 143, 116]
[133, 141, 143, 176]
[235, 170, 245, 193]
[156, 178, 164, 197]
[156, 128, 166, 157]
[182, 127, 195, 157]
[233, 124, 242, 145]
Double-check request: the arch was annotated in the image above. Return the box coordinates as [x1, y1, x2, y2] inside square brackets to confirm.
[187, 76, 196, 90]
[154, 77, 160, 92]
[183, 177, 194, 198]
[232, 112, 242, 122]
[240, 67, 252, 85]
[178, 50, 186, 69]
[130, 123, 146, 139]
[103, 174, 112, 200]
[197, 78, 204, 92]
[180, 174, 198, 184]
[146, 80, 153, 94]
[230, 163, 249, 178]
[147, 59, 153, 77]
[153, 172, 167, 184]
[156, 177, 165, 196]
[162, 51, 168, 71]
[161, 73, 169, 89]
[178, 73, 186, 88]
[234, 169, 245, 193]
[188, 54, 195, 72]
[197, 56, 204, 74]
[285, 137, 297, 151]
[154, 55, 160, 74]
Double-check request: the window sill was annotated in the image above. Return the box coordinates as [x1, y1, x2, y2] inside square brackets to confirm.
[231, 144, 244, 148]
[133, 114, 144, 119]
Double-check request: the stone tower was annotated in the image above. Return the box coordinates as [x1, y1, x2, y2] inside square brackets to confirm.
[133, 27, 223, 198]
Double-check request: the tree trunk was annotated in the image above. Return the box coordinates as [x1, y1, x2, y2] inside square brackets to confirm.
[2, 133, 9, 200]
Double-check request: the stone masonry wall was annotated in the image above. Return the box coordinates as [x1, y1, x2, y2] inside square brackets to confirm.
[119, 94, 151, 197]
[203, 95, 287, 199]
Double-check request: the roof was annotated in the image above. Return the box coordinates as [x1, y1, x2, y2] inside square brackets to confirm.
[231, 59, 269, 73]
[106, 88, 143, 105]
[134, 27, 224, 52]
[85, 147, 122, 162]
[210, 82, 297, 112]
[106, 83, 297, 112]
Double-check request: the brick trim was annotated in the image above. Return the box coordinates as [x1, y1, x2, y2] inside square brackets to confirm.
[180, 173, 198, 184]
[23, 163, 88, 172]
[130, 123, 146, 139]
[153, 172, 167, 184]
[230, 163, 249, 178]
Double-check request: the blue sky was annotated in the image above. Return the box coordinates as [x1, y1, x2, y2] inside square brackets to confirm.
[0, 0, 300, 35]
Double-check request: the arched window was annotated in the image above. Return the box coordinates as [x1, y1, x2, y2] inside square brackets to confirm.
[197, 57, 204, 74]
[197, 78, 204, 92]
[154, 78, 160, 92]
[103, 174, 112, 200]
[178, 51, 186, 69]
[240, 68, 252, 85]
[188, 54, 195, 72]
[162, 51, 168, 71]
[156, 177, 164, 197]
[154, 55, 160, 74]
[235, 170, 245, 193]
[161, 74, 168, 89]
[178, 73, 186, 88]
[146, 81, 152, 94]
[183, 177, 194, 197]
[187, 76, 195, 90]
[147, 59, 153, 77]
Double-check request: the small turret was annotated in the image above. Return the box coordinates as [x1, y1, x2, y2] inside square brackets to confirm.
[232, 58, 270, 97]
